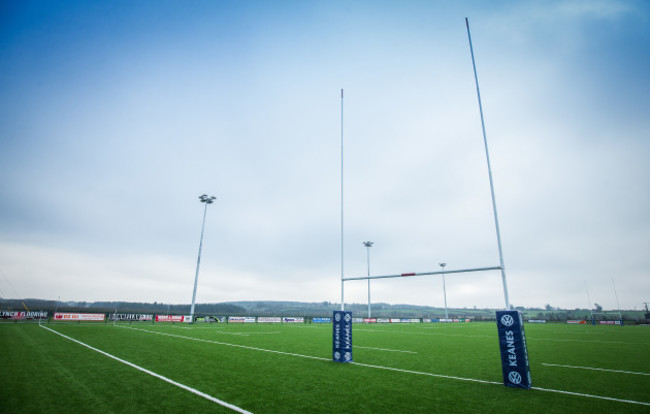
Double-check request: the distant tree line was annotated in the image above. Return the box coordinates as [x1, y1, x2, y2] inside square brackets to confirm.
[1, 298, 646, 321]
[0, 298, 245, 315]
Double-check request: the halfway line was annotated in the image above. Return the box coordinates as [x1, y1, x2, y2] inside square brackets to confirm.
[40, 325, 253, 414]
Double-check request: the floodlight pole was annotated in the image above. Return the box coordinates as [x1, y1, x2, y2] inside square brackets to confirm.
[584, 280, 594, 324]
[466, 18, 510, 310]
[190, 194, 216, 324]
[612, 278, 623, 324]
[440, 263, 449, 320]
[364, 241, 374, 317]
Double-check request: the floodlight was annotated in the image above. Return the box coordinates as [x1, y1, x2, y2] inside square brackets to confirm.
[190, 194, 217, 323]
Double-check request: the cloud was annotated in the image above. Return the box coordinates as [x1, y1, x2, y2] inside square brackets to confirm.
[1, 1, 648, 310]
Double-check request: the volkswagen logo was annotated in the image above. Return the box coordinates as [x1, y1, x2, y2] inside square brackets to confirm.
[508, 371, 522, 384]
[344, 352, 351, 361]
[335, 313, 341, 322]
[344, 313, 351, 322]
[500, 314, 515, 327]
[333, 351, 341, 361]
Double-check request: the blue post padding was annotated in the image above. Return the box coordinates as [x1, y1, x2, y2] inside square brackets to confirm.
[496, 310, 532, 389]
[332, 311, 353, 363]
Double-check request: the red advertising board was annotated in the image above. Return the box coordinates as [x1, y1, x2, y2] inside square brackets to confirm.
[155, 315, 189, 322]
[54, 312, 105, 321]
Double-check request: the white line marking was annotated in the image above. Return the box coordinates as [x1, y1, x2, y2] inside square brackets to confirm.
[530, 386, 650, 406]
[356, 346, 417, 354]
[40, 325, 253, 414]
[542, 363, 650, 376]
[122, 326, 650, 407]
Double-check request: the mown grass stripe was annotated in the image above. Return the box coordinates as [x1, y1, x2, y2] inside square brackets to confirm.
[123, 325, 331, 362]
[125, 325, 650, 407]
[40, 325, 253, 414]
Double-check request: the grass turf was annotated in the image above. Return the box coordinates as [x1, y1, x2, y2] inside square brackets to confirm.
[1, 321, 648, 413]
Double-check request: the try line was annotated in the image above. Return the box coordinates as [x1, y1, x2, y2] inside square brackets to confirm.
[40, 325, 253, 414]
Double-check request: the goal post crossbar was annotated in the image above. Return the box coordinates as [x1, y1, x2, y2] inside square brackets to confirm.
[342, 265, 502, 282]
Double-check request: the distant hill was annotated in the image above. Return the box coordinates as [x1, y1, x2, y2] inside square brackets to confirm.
[0, 298, 246, 316]
[1, 298, 646, 321]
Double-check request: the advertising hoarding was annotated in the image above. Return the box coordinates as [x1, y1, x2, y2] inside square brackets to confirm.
[54, 312, 105, 321]
[258, 317, 282, 323]
[312, 317, 331, 323]
[1, 310, 48, 320]
[282, 317, 304, 323]
[155, 315, 190, 323]
[229, 316, 256, 323]
[109, 314, 153, 321]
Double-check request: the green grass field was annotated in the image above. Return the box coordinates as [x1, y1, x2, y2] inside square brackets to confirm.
[1, 321, 648, 413]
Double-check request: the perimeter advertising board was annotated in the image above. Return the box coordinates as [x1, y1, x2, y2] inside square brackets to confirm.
[496, 310, 532, 389]
[195, 316, 225, 323]
[54, 312, 105, 321]
[1, 310, 48, 320]
[155, 315, 191, 323]
[312, 317, 331, 323]
[599, 320, 622, 325]
[258, 317, 282, 323]
[228, 316, 256, 323]
[282, 317, 304, 323]
[109, 314, 153, 321]
[332, 311, 352, 363]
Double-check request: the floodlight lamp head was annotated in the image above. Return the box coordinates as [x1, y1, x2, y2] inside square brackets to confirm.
[363, 241, 374, 247]
[439, 262, 447, 268]
[198, 194, 217, 204]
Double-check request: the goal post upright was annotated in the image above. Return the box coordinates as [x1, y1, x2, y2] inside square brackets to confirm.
[340, 88, 345, 311]
[466, 18, 530, 389]
[465, 17, 510, 310]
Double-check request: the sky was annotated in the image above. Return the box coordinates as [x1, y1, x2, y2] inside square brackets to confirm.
[1, 0, 648, 311]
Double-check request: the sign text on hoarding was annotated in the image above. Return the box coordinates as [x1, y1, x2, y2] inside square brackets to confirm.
[1, 310, 48, 320]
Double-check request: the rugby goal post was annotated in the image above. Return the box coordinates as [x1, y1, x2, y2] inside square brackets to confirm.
[332, 19, 531, 389]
